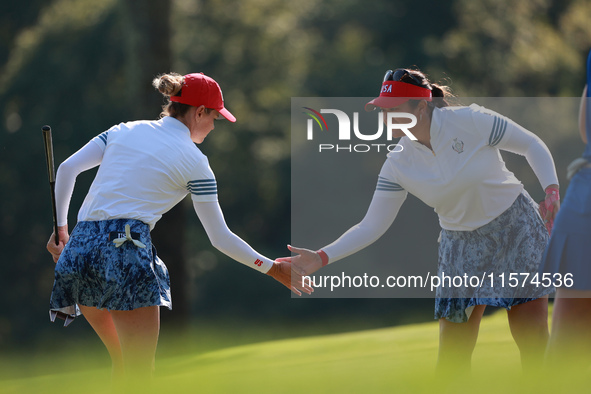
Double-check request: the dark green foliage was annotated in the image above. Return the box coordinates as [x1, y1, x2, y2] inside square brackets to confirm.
[1, 0, 590, 348]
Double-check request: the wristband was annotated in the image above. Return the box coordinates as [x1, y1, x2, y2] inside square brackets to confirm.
[545, 187, 560, 212]
[317, 250, 329, 267]
[545, 187, 559, 197]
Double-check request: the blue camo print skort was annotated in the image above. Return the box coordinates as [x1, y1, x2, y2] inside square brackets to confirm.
[434, 191, 553, 323]
[50, 219, 172, 312]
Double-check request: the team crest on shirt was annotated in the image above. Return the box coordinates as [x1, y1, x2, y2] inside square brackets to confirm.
[452, 138, 464, 153]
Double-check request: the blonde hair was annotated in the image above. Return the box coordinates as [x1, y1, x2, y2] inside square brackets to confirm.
[152, 73, 191, 118]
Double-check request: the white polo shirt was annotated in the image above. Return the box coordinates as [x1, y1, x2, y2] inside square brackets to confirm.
[78, 116, 217, 229]
[375, 104, 557, 231]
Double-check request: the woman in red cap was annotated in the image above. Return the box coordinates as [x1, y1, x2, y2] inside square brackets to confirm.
[283, 68, 560, 373]
[46, 72, 310, 384]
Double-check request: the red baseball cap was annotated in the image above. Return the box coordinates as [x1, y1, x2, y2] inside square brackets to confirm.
[170, 73, 236, 122]
[365, 81, 432, 111]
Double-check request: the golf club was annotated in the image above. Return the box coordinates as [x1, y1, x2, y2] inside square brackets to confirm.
[42, 125, 59, 245]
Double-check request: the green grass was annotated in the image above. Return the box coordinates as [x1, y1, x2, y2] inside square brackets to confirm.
[1, 310, 587, 393]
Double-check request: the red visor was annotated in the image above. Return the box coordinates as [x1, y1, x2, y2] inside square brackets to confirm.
[365, 81, 432, 111]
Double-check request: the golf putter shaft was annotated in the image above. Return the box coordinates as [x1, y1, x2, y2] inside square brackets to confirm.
[42, 125, 59, 245]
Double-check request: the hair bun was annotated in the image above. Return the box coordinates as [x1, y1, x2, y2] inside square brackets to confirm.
[152, 73, 184, 97]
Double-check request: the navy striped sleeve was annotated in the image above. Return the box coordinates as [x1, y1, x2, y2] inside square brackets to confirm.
[97, 131, 108, 144]
[487, 116, 508, 147]
[375, 176, 405, 192]
[91, 131, 109, 149]
[188, 179, 217, 196]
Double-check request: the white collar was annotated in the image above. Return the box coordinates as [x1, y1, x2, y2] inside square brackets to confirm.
[161, 116, 190, 135]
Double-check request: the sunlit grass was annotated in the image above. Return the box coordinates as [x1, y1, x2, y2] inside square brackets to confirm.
[2, 308, 589, 393]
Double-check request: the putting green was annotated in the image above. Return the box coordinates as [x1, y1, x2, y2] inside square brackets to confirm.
[2, 309, 585, 393]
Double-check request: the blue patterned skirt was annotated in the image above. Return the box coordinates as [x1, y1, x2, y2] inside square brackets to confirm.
[50, 219, 172, 312]
[435, 191, 552, 323]
[540, 167, 591, 290]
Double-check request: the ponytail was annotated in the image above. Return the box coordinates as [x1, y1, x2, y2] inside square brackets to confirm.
[152, 73, 192, 118]
[398, 68, 455, 109]
[430, 83, 453, 108]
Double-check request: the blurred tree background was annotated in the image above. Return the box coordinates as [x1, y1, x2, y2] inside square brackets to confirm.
[1, 0, 590, 353]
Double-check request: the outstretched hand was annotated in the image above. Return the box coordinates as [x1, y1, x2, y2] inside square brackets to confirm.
[275, 245, 324, 277]
[266, 260, 314, 296]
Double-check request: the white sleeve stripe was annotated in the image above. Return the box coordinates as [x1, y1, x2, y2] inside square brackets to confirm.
[188, 187, 218, 194]
[377, 176, 398, 185]
[188, 179, 216, 185]
[189, 186, 217, 191]
[489, 116, 507, 147]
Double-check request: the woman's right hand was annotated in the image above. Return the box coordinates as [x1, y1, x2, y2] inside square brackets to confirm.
[275, 245, 324, 277]
[47, 225, 69, 263]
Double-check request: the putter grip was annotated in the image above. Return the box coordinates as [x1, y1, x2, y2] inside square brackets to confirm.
[42, 126, 55, 183]
[42, 125, 59, 245]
